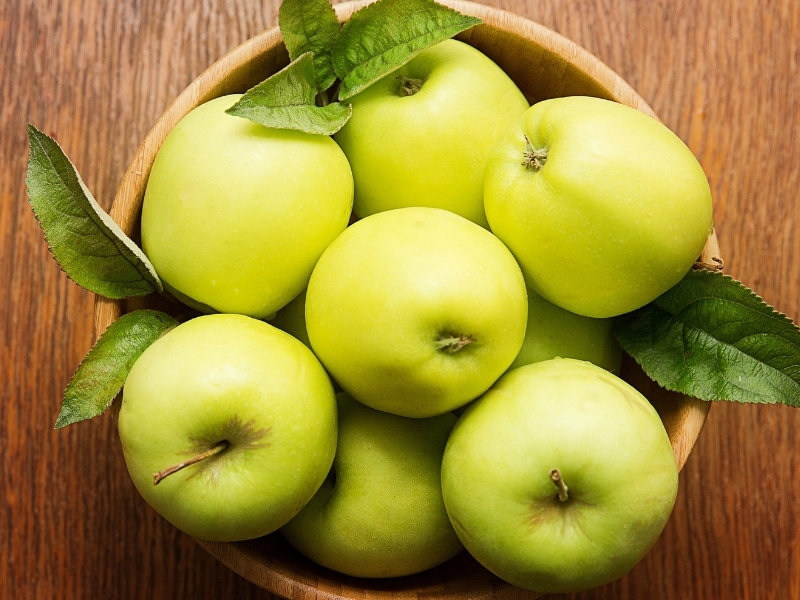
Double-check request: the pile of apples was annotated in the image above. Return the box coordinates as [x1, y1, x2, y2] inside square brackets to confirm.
[119, 37, 713, 594]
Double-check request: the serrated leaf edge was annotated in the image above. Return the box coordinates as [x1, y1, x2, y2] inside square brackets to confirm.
[226, 54, 353, 134]
[617, 271, 800, 407]
[332, 0, 482, 100]
[55, 310, 179, 428]
[278, 0, 341, 92]
[26, 124, 162, 298]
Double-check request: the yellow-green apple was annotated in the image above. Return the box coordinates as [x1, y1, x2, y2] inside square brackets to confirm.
[118, 313, 337, 542]
[141, 94, 353, 319]
[305, 206, 528, 417]
[269, 287, 343, 393]
[269, 287, 311, 350]
[507, 287, 622, 373]
[333, 39, 529, 228]
[441, 358, 678, 594]
[484, 95, 713, 318]
[280, 392, 463, 578]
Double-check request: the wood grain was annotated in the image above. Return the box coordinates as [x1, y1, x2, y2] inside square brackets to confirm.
[2, 0, 799, 598]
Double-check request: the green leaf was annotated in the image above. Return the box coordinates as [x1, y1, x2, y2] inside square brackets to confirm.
[331, 0, 482, 100]
[279, 0, 341, 92]
[26, 124, 162, 298]
[226, 52, 352, 135]
[614, 269, 800, 407]
[55, 310, 180, 428]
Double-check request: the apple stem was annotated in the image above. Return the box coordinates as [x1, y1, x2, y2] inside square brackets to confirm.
[436, 333, 476, 354]
[397, 75, 423, 97]
[522, 136, 548, 171]
[550, 468, 569, 502]
[152, 441, 229, 485]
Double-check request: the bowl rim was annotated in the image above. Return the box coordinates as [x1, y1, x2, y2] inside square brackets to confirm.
[94, 2, 712, 598]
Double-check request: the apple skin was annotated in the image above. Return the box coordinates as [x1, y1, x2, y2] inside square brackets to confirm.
[441, 358, 679, 594]
[508, 287, 622, 374]
[118, 313, 338, 542]
[333, 39, 529, 228]
[269, 287, 312, 350]
[269, 287, 343, 394]
[280, 392, 463, 578]
[305, 206, 529, 418]
[484, 95, 713, 318]
[141, 94, 353, 319]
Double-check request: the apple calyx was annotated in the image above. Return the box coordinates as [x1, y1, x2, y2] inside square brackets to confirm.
[435, 333, 476, 354]
[397, 74, 424, 97]
[522, 136, 548, 171]
[153, 440, 229, 485]
[549, 468, 569, 502]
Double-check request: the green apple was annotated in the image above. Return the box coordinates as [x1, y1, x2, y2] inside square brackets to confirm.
[305, 206, 528, 418]
[118, 313, 338, 542]
[484, 95, 713, 318]
[333, 39, 529, 228]
[269, 287, 343, 394]
[441, 358, 679, 594]
[508, 287, 622, 373]
[269, 287, 311, 350]
[280, 392, 463, 578]
[141, 94, 353, 319]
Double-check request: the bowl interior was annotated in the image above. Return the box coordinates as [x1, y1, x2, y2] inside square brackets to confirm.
[95, 2, 711, 599]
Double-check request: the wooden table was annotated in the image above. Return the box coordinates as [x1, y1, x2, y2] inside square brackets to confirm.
[2, 0, 799, 597]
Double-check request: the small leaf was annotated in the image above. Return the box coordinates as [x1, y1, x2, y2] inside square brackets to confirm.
[226, 53, 352, 135]
[55, 310, 180, 428]
[331, 0, 481, 100]
[614, 269, 800, 407]
[279, 0, 341, 92]
[26, 124, 162, 298]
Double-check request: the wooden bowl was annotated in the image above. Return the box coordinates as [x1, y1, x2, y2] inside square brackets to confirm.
[95, 1, 713, 598]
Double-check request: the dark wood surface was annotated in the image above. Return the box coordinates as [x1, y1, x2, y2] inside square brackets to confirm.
[2, 0, 799, 598]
